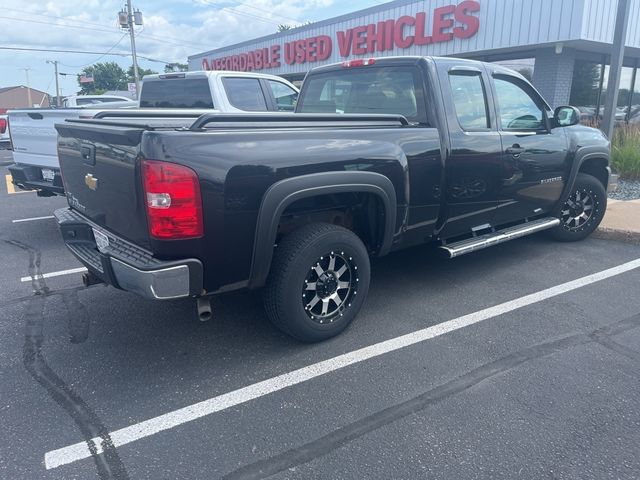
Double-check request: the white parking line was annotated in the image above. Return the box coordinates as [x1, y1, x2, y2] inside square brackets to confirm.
[44, 257, 640, 470]
[20, 267, 87, 283]
[12, 215, 55, 223]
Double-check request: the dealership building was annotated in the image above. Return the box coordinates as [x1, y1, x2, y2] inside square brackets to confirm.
[189, 0, 640, 116]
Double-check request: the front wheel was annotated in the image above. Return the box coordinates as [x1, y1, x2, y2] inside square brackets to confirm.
[549, 173, 607, 242]
[264, 223, 371, 342]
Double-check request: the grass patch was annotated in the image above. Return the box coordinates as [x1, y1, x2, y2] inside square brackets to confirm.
[612, 125, 640, 180]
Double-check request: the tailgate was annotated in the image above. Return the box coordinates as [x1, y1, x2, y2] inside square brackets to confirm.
[56, 122, 151, 248]
[8, 110, 92, 168]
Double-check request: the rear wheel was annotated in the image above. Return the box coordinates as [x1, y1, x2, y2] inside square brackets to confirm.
[264, 223, 370, 342]
[549, 173, 606, 242]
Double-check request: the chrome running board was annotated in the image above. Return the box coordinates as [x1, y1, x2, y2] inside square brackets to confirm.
[440, 217, 560, 258]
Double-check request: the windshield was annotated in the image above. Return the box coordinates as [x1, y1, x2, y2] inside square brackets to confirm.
[139, 78, 214, 108]
[297, 66, 427, 124]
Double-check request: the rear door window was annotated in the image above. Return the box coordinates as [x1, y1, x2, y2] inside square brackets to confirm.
[297, 66, 427, 124]
[223, 78, 268, 111]
[448, 73, 490, 130]
[139, 78, 214, 108]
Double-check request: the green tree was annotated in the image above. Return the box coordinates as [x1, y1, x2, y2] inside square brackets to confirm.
[164, 63, 188, 73]
[569, 61, 601, 107]
[77, 62, 127, 94]
[127, 65, 158, 83]
[277, 21, 311, 32]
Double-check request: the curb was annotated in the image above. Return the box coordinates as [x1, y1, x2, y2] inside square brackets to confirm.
[593, 227, 640, 245]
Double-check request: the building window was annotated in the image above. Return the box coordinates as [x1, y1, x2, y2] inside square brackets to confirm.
[629, 67, 640, 124]
[569, 60, 603, 125]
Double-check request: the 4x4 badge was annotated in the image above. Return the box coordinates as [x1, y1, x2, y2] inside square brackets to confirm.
[85, 173, 98, 191]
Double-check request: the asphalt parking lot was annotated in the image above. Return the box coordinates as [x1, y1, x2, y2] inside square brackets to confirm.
[1, 149, 640, 480]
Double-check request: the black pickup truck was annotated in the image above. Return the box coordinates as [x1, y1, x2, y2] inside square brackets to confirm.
[54, 56, 612, 341]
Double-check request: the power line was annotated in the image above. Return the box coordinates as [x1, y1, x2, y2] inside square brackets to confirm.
[225, 0, 301, 24]
[60, 34, 129, 68]
[2, 7, 121, 31]
[0, 46, 174, 64]
[0, 15, 119, 35]
[196, 0, 283, 26]
[136, 30, 207, 49]
[0, 13, 205, 50]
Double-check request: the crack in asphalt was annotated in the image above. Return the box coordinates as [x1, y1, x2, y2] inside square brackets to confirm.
[0, 284, 97, 309]
[223, 314, 640, 480]
[4, 239, 130, 480]
[61, 289, 90, 344]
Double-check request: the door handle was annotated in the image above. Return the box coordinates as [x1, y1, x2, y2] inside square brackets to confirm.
[506, 145, 525, 157]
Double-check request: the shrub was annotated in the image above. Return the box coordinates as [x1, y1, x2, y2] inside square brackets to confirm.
[611, 124, 640, 180]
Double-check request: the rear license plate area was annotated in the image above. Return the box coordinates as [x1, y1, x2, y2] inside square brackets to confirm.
[41, 168, 55, 182]
[92, 228, 110, 253]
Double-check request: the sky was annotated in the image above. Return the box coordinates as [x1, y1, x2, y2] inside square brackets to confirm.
[0, 0, 386, 98]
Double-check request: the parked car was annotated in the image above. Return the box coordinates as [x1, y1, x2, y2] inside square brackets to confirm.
[8, 71, 299, 196]
[0, 114, 9, 148]
[628, 105, 640, 125]
[54, 56, 611, 342]
[576, 106, 599, 124]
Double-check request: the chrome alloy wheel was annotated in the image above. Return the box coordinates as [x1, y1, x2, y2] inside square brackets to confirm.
[302, 251, 358, 323]
[560, 188, 596, 231]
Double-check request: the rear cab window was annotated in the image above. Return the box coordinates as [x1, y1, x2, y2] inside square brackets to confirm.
[139, 78, 214, 108]
[297, 66, 428, 125]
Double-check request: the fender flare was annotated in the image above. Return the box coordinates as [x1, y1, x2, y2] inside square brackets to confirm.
[560, 146, 610, 205]
[248, 171, 397, 289]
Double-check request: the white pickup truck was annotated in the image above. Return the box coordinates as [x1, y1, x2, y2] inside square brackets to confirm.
[60, 95, 137, 108]
[0, 114, 9, 147]
[8, 71, 299, 196]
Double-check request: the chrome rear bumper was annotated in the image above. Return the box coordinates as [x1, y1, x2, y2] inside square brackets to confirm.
[55, 208, 202, 300]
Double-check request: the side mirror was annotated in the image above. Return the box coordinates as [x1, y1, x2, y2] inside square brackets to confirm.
[553, 106, 580, 127]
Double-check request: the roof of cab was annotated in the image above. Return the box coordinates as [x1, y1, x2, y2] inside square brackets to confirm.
[305, 55, 525, 80]
[143, 70, 299, 88]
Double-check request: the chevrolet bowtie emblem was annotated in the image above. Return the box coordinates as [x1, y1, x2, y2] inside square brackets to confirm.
[85, 173, 98, 191]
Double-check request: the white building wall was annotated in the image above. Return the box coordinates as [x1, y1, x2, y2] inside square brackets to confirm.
[188, 0, 598, 75]
[532, 48, 577, 107]
[580, 0, 640, 47]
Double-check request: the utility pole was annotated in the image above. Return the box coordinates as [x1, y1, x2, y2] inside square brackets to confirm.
[601, 0, 631, 138]
[46, 60, 61, 107]
[21, 68, 33, 107]
[119, 2, 143, 99]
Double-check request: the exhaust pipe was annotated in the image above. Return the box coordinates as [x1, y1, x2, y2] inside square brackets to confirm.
[196, 297, 212, 322]
[82, 271, 104, 287]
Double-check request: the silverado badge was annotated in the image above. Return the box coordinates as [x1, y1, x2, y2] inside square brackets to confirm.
[85, 173, 98, 191]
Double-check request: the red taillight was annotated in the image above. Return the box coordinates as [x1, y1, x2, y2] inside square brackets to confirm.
[341, 58, 376, 68]
[0, 118, 6, 134]
[142, 160, 203, 239]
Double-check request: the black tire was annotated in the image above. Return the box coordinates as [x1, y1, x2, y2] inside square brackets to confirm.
[264, 223, 371, 342]
[549, 173, 607, 242]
